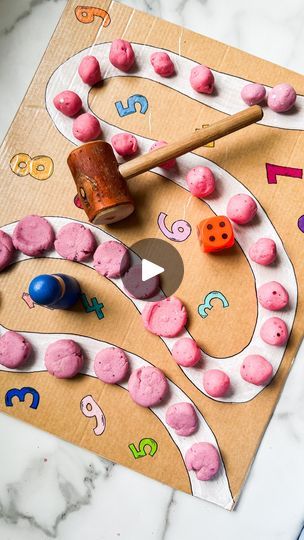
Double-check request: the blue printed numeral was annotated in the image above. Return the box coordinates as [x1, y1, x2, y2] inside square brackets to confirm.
[115, 94, 148, 117]
[81, 293, 104, 320]
[5, 387, 40, 409]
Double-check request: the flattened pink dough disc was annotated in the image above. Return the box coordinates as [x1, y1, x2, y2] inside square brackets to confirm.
[241, 83, 266, 106]
[166, 402, 198, 436]
[13, 215, 55, 256]
[260, 317, 288, 346]
[0, 331, 32, 368]
[150, 52, 175, 77]
[268, 83, 296, 112]
[240, 354, 273, 385]
[227, 193, 257, 224]
[111, 133, 138, 156]
[142, 297, 187, 337]
[45, 339, 84, 378]
[203, 369, 230, 397]
[190, 65, 214, 94]
[186, 166, 216, 198]
[185, 442, 220, 481]
[72, 113, 101, 142]
[53, 90, 82, 117]
[0, 230, 15, 271]
[172, 337, 201, 367]
[55, 222, 96, 261]
[78, 55, 102, 85]
[94, 347, 129, 384]
[128, 366, 168, 407]
[258, 281, 289, 311]
[149, 141, 176, 170]
[249, 238, 277, 266]
[109, 39, 135, 72]
[93, 241, 130, 278]
[123, 264, 160, 299]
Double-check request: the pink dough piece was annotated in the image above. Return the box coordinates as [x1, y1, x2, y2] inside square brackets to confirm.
[45, 339, 84, 378]
[240, 354, 273, 385]
[190, 65, 214, 94]
[12, 215, 55, 256]
[0, 230, 15, 271]
[78, 55, 102, 85]
[166, 402, 198, 436]
[128, 366, 168, 407]
[0, 331, 32, 368]
[258, 281, 289, 311]
[227, 193, 257, 224]
[73, 113, 101, 142]
[185, 442, 220, 481]
[53, 90, 82, 117]
[55, 222, 96, 262]
[109, 39, 135, 72]
[142, 297, 187, 338]
[260, 317, 288, 346]
[93, 241, 130, 278]
[241, 83, 266, 106]
[249, 238, 277, 266]
[150, 52, 175, 77]
[123, 264, 160, 299]
[94, 347, 129, 384]
[203, 369, 230, 397]
[186, 166, 216, 198]
[172, 337, 201, 367]
[267, 83, 296, 112]
[111, 133, 138, 157]
[149, 140, 176, 170]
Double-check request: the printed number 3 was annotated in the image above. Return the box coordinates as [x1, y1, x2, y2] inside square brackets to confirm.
[115, 95, 149, 117]
[129, 438, 158, 459]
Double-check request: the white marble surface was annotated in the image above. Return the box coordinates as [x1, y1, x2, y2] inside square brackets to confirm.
[1, 0, 304, 538]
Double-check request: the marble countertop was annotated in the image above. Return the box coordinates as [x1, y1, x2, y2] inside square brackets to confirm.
[1, 1, 304, 539]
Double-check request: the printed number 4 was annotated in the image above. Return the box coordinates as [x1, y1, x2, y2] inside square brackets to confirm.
[115, 95, 148, 117]
[129, 438, 158, 459]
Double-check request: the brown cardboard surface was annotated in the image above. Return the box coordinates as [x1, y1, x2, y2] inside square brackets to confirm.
[0, 0, 304, 510]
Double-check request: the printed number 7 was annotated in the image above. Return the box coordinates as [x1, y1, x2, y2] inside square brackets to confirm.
[128, 437, 158, 459]
[115, 95, 149, 117]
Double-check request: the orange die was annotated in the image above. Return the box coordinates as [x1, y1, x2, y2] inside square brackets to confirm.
[197, 215, 234, 253]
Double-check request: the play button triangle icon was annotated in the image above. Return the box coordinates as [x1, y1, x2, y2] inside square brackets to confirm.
[142, 258, 164, 282]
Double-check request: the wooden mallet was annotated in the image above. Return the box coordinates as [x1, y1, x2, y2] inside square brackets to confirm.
[67, 105, 263, 225]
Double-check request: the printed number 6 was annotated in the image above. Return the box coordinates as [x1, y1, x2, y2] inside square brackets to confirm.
[129, 438, 158, 459]
[115, 95, 149, 117]
[157, 212, 192, 242]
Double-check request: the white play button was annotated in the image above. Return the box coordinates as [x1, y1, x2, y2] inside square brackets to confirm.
[142, 258, 164, 282]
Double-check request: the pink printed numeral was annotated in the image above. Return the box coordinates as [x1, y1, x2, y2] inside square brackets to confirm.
[80, 395, 106, 436]
[266, 163, 303, 184]
[157, 212, 192, 242]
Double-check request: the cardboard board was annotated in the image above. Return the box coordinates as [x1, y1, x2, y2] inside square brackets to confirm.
[1, 0, 304, 510]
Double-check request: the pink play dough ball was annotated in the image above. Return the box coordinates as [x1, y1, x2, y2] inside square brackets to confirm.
[257, 281, 289, 311]
[267, 83, 297, 112]
[150, 51, 175, 77]
[55, 222, 96, 262]
[227, 193, 257, 224]
[260, 317, 288, 346]
[190, 65, 214, 94]
[142, 297, 187, 338]
[109, 39, 135, 72]
[0, 331, 32, 368]
[78, 55, 102, 86]
[185, 442, 220, 481]
[53, 90, 82, 117]
[241, 83, 266, 106]
[72, 113, 101, 142]
[172, 337, 201, 367]
[94, 347, 129, 384]
[186, 166, 216, 198]
[111, 133, 138, 156]
[149, 140, 176, 170]
[0, 230, 15, 271]
[166, 402, 198, 436]
[203, 369, 230, 397]
[240, 354, 273, 386]
[93, 241, 130, 278]
[128, 366, 169, 407]
[12, 215, 55, 256]
[45, 339, 84, 378]
[249, 238, 277, 266]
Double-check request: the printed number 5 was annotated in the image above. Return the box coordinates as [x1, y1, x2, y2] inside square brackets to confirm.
[129, 437, 158, 459]
[158, 212, 192, 242]
[115, 95, 149, 117]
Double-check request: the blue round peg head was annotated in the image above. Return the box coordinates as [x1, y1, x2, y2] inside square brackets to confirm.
[29, 274, 62, 306]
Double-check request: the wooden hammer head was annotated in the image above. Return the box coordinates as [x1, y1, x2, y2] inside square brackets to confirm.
[67, 141, 135, 225]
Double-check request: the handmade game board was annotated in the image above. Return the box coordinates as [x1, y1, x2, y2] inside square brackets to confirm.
[0, 0, 304, 510]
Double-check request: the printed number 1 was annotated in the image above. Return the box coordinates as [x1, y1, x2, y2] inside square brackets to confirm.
[115, 95, 148, 117]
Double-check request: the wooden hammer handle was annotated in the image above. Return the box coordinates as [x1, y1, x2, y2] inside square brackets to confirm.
[119, 105, 263, 180]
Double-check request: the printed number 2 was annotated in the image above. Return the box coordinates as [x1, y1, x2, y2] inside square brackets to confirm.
[115, 95, 148, 117]
[129, 438, 158, 459]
